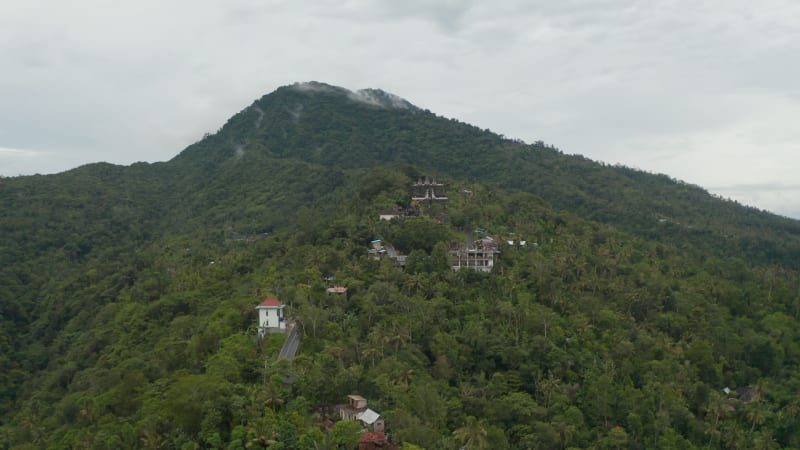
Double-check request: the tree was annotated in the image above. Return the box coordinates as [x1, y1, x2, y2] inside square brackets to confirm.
[452, 416, 489, 450]
[329, 420, 362, 450]
[604, 426, 628, 450]
[551, 420, 576, 449]
[703, 391, 729, 446]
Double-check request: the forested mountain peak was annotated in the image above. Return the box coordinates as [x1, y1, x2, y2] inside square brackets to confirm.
[283, 82, 418, 110]
[169, 82, 800, 268]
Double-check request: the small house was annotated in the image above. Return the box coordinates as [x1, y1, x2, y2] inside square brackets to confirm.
[256, 297, 286, 335]
[379, 208, 403, 221]
[327, 285, 348, 295]
[339, 395, 385, 432]
[378, 206, 418, 221]
[368, 240, 386, 259]
[367, 240, 407, 267]
[359, 431, 394, 450]
[357, 408, 385, 432]
[340, 395, 368, 421]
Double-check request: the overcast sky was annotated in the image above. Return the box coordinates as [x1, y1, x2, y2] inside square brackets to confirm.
[2, 1, 799, 218]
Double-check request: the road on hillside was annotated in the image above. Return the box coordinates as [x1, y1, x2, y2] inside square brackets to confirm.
[278, 327, 300, 360]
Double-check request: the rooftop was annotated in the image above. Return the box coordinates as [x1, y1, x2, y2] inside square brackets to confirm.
[359, 431, 388, 444]
[357, 408, 382, 425]
[257, 297, 284, 307]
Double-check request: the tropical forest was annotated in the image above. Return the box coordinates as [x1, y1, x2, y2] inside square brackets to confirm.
[2, 82, 800, 449]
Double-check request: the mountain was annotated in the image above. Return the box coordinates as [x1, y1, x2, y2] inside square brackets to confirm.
[177, 81, 800, 266]
[1, 82, 800, 449]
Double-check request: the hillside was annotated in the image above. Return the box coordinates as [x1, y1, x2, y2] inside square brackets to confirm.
[1, 82, 800, 449]
[176, 81, 800, 267]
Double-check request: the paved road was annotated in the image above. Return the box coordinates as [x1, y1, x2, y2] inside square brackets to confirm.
[278, 325, 300, 360]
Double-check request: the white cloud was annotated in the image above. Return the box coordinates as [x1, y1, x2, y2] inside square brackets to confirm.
[1, 0, 799, 218]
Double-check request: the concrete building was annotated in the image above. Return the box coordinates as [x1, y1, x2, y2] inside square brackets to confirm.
[339, 395, 385, 432]
[451, 237, 500, 273]
[256, 297, 286, 335]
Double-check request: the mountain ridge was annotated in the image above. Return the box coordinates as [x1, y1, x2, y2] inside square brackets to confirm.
[167, 81, 800, 267]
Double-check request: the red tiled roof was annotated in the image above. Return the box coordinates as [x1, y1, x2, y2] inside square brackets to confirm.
[359, 431, 387, 443]
[258, 297, 283, 307]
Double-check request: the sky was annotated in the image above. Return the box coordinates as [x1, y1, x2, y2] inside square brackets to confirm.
[2, 1, 799, 218]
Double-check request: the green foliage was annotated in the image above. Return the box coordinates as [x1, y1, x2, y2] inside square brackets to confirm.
[2, 82, 800, 449]
[330, 419, 363, 449]
[383, 217, 454, 254]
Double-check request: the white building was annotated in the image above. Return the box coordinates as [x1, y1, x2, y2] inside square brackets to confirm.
[256, 297, 286, 335]
[379, 208, 402, 221]
[451, 237, 500, 273]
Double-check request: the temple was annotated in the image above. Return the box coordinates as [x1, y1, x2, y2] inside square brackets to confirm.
[411, 177, 448, 202]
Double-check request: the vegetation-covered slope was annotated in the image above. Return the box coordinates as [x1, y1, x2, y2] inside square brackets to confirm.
[1, 82, 800, 449]
[177, 81, 800, 267]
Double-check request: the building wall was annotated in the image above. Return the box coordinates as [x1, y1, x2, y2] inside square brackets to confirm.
[451, 250, 497, 272]
[258, 307, 285, 329]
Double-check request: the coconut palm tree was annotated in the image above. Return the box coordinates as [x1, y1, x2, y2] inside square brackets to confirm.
[743, 398, 769, 433]
[140, 429, 167, 450]
[552, 420, 576, 449]
[704, 391, 730, 446]
[452, 416, 489, 450]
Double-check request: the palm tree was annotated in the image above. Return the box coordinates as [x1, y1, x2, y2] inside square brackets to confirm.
[140, 429, 167, 450]
[783, 397, 800, 417]
[704, 391, 729, 446]
[745, 402, 768, 433]
[361, 343, 381, 368]
[452, 416, 489, 450]
[403, 272, 424, 294]
[365, 329, 387, 361]
[397, 368, 415, 387]
[261, 383, 285, 411]
[389, 331, 411, 353]
[537, 374, 561, 409]
[752, 430, 778, 450]
[721, 424, 746, 450]
[552, 420, 576, 449]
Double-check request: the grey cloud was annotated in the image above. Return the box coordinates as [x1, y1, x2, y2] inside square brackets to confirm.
[1, 0, 800, 219]
[352, 0, 477, 32]
[711, 183, 800, 219]
[714, 183, 800, 193]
